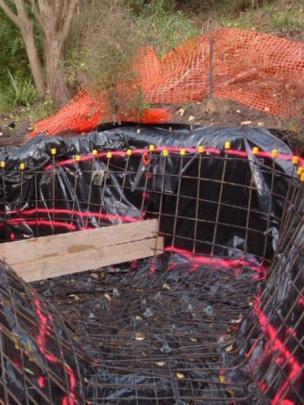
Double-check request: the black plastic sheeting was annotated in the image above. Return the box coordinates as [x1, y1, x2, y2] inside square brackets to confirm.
[0, 124, 294, 175]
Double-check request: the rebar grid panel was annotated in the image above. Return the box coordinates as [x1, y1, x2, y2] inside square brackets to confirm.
[0, 142, 303, 404]
[0, 149, 296, 262]
[0, 260, 87, 404]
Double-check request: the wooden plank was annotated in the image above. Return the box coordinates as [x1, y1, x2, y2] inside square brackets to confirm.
[13, 237, 163, 283]
[0, 219, 159, 265]
[0, 220, 164, 282]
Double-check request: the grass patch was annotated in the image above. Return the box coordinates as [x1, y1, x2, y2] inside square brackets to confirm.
[215, 0, 304, 38]
[26, 96, 56, 122]
[0, 91, 13, 113]
[134, 1, 198, 55]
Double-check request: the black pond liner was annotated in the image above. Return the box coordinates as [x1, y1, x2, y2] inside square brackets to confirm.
[0, 124, 303, 404]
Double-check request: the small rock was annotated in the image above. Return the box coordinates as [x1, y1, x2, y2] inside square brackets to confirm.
[178, 108, 185, 117]
[144, 308, 153, 318]
[160, 341, 172, 353]
[135, 332, 145, 341]
[225, 344, 234, 352]
[104, 293, 111, 302]
[203, 305, 213, 316]
[240, 120, 252, 125]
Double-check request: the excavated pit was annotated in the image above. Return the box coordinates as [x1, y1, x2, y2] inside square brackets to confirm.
[0, 125, 303, 404]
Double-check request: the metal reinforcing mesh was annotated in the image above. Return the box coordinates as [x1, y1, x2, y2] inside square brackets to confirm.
[30, 29, 304, 138]
[0, 137, 303, 404]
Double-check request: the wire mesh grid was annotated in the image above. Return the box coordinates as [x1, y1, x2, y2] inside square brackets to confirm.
[0, 147, 303, 404]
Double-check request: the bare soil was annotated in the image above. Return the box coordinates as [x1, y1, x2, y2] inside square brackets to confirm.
[1, 99, 303, 154]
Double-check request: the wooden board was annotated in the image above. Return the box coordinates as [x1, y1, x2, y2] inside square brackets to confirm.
[0, 219, 163, 282]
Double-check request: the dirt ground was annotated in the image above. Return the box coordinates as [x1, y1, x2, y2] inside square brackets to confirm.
[171, 99, 304, 154]
[1, 98, 303, 153]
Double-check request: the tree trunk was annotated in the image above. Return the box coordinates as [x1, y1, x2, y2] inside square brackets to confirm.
[45, 37, 70, 106]
[20, 25, 46, 98]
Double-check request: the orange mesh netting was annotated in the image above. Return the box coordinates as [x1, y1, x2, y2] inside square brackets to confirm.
[30, 28, 304, 138]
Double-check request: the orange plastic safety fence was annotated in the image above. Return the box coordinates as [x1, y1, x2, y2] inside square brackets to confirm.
[30, 29, 304, 138]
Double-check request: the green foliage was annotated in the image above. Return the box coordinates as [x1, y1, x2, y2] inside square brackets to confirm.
[126, 0, 176, 13]
[134, 0, 198, 55]
[26, 95, 56, 122]
[0, 8, 38, 112]
[219, 0, 303, 38]
[269, 10, 304, 31]
[6, 71, 38, 107]
[0, 90, 13, 113]
[0, 9, 29, 86]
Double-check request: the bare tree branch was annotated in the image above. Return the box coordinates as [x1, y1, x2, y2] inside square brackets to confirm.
[36, 0, 50, 24]
[15, 0, 27, 15]
[54, 0, 64, 22]
[0, 0, 20, 26]
[61, 0, 78, 45]
[26, 0, 44, 26]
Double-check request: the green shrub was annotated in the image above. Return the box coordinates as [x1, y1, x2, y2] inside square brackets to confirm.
[134, 0, 198, 55]
[67, 0, 197, 114]
[270, 11, 304, 31]
[0, 9, 29, 89]
[6, 71, 38, 107]
[67, 0, 136, 104]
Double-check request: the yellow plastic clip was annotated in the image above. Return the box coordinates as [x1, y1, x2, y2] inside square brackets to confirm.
[162, 149, 169, 157]
[75, 155, 81, 162]
[252, 147, 259, 155]
[0, 161, 5, 169]
[297, 167, 304, 176]
[51, 148, 57, 156]
[219, 375, 226, 384]
[92, 149, 98, 157]
[106, 151, 112, 159]
[126, 149, 132, 157]
[197, 146, 205, 154]
[272, 149, 279, 159]
[180, 148, 186, 156]
[292, 156, 299, 165]
[149, 145, 155, 152]
[301, 173, 304, 182]
[19, 162, 25, 171]
[224, 141, 231, 150]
